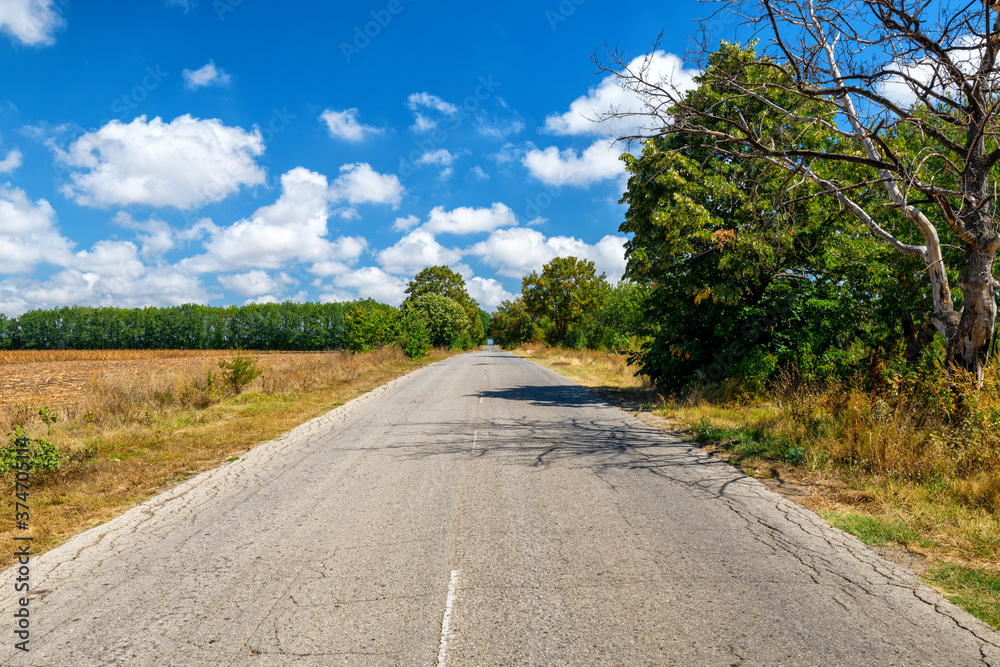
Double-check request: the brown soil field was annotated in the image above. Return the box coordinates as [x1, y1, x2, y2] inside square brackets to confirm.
[0, 350, 302, 406]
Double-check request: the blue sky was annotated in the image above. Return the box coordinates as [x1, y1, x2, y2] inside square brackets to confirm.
[0, 0, 723, 314]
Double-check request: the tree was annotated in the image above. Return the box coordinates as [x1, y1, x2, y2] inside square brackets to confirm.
[579, 280, 650, 353]
[403, 294, 470, 348]
[489, 297, 539, 348]
[617, 43, 930, 390]
[603, 1, 1000, 384]
[404, 266, 486, 345]
[522, 257, 608, 344]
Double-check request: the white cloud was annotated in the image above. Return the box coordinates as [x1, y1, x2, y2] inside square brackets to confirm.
[407, 92, 458, 115]
[330, 267, 408, 305]
[467, 227, 627, 281]
[164, 0, 194, 11]
[416, 149, 456, 180]
[407, 92, 458, 133]
[523, 139, 624, 187]
[218, 270, 296, 297]
[182, 167, 361, 273]
[56, 115, 265, 209]
[182, 61, 232, 90]
[319, 108, 382, 142]
[0, 241, 213, 316]
[392, 214, 420, 232]
[309, 236, 368, 276]
[467, 276, 515, 310]
[476, 113, 525, 139]
[0, 184, 74, 274]
[112, 212, 175, 261]
[330, 162, 403, 208]
[416, 149, 455, 167]
[0, 148, 22, 173]
[469, 165, 489, 181]
[422, 202, 517, 235]
[544, 50, 698, 137]
[377, 229, 462, 275]
[489, 142, 526, 166]
[0, 0, 63, 46]
[410, 113, 437, 133]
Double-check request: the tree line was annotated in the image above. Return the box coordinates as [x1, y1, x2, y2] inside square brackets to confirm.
[0, 269, 491, 357]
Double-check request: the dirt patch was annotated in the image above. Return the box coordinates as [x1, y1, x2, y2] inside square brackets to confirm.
[872, 544, 930, 576]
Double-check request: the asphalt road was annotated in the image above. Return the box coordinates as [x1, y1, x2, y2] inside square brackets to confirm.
[1, 348, 998, 666]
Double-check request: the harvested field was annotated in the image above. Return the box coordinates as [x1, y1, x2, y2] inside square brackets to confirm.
[0, 350, 310, 406]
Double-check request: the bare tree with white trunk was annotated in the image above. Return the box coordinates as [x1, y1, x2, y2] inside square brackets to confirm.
[603, 0, 1000, 383]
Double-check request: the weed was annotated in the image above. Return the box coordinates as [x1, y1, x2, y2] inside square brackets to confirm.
[0, 427, 62, 474]
[217, 348, 264, 394]
[818, 510, 928, 548]
[926, 564, 1000, 629]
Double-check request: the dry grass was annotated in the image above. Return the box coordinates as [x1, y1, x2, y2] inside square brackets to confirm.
[513, 343, 657, 405]
[0, 349, 227, 364]
[0, 346, 459, 569]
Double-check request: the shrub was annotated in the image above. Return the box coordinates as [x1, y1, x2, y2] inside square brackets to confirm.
[218, 348, 264, 394]
[0, 427, 62, 475]
[397, 312, 431, 358]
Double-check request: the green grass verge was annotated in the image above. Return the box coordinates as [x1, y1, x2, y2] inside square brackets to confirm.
[926, 564, 1000, 630]
[818, 510, 931, 548]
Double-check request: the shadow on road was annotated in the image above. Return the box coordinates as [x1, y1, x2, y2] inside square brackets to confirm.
[383, 380, 747, 496]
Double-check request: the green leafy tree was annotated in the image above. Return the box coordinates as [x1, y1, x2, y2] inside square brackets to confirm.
[580, 280, 649, 352]
[522, 257, 608, 345]
[618, 43, 920, 390]
[605, 3, 1000, 384]
[403, 294, 470, 348]
[404, 266, 486, 345]
[488, 298, 538, 348]
[344, 300, 401, 352]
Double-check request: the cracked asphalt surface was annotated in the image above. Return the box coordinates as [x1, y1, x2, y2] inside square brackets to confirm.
[1, 348, 998, 665]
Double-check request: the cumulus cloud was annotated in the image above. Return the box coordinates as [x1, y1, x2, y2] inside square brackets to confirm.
[544, 50, 698, 137]
[309, 236, 368, 277]
[0, 184, 74, 274]
[469, 165, 489, 181]
[467, 228, 627, 281]
[407, 92, 458, 133]
[416, 149, 455, 167]
[377, 230, 462, 275]
[0, 0, 63, 46]
[466, 276, 515, 310]
[56, 115, 265, 209]
[330, 162, 403, 207]
[329, 267, 408, 305]
[319, 108, 382, 142]
[422, 202, 517, 235]
[182, 167, 367, 276]
[410, 114, 437, 133]
[0, 241, 213, 316]
[182, 61, 232, 90]
[112, 211, 175, 261]
[0, 148, 22, 173]
[218, 270, 297, 297]
[407, 92, 458, 115]
[476, 112, 525, 139]
[391, 214, 420, 232]
[522, 139, 624, 187]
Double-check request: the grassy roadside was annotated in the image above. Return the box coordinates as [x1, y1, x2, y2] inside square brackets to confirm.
[513, 344, 1000, 630]
[0, 347, 459, 570]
